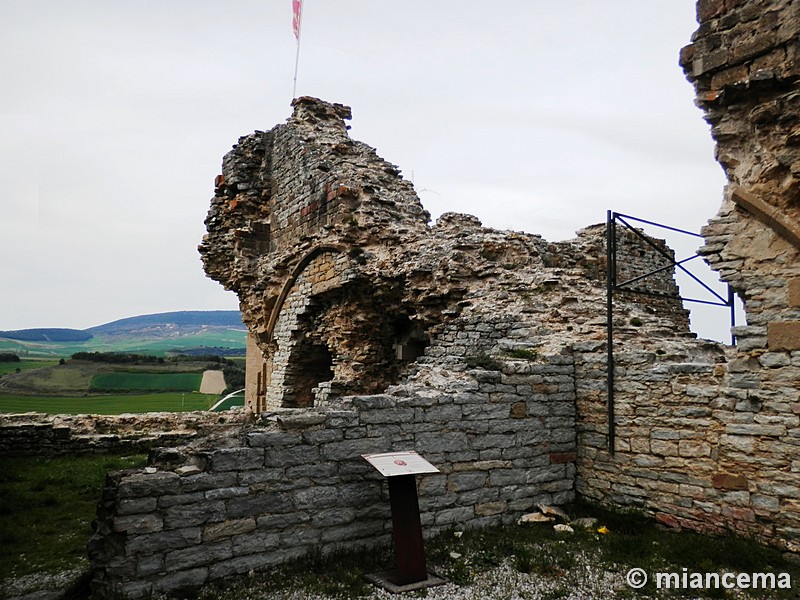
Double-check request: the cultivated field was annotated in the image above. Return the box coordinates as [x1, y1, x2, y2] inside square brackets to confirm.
[89, 372, 203, 392]
[0, 329, 246, 359]
[0, 360, 58, 376]
[0, 392, 218, 415]
[0, 355, 238, 414]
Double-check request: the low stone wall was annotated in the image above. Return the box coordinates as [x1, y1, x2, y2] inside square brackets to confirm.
[0, 412, 246, 457]
[87, 360, 576, 599]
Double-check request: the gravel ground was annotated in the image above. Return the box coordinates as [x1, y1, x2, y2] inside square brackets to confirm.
[1, 567, 88, 600]
[185, 549, 645, 600]
[250, 561, 628, 600]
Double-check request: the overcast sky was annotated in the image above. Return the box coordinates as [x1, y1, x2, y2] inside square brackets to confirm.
[1, 1, 734, 339]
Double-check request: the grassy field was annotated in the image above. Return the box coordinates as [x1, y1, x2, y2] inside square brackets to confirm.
[89, 372, 202, 392]
[0, 359, 59, 376]
[0, 392, 218, 415]
[0, 454, 148, 579]
[210, 391, 245, 412]
[0, 330, 245, 359]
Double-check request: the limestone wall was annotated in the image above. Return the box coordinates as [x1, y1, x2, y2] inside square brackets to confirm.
[87, 361, 575, 599]
[0, 412, 245, 457]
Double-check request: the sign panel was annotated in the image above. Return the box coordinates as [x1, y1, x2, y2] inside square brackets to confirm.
[362, 451, 440, 477]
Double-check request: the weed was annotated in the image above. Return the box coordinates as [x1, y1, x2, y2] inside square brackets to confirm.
[505, 348, 538, 360]
[630, 317, 644, 327]
[465, 354, 503, 371]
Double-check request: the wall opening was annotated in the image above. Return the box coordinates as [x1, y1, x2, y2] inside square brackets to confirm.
[392, 315, 429, 363]
[283, 340, 333, 407]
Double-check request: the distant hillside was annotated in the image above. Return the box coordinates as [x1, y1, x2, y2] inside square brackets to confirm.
[0, 328, 93, 342]
[0, 311, 246, 358]
[87, 311, 244, 336]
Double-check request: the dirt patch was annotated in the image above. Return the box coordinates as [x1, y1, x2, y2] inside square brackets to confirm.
[199, 370, 226, 394]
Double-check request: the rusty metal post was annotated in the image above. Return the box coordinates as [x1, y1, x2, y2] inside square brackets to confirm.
[387, 474, 427, 585]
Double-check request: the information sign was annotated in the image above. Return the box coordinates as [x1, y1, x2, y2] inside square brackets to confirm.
[361, 451, 440, 478]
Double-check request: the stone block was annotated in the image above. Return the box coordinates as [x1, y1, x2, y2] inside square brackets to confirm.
[768, 321, 800, 351]
[789, 279, 800, 307]
[712, 473, 748, 490]
[227, 492, 290, 518]
[165, 541, 232, 571]
[725, 423, 786, 436]
[211, 448, 265, 471]
[231, 530, 280, 556]
[549, 452, 576, 464]
[118, 471, 181, 499]
[115, 580, 153, 600]
[447, 472, 487, 492]
[475, 500, 507, 517]
[163, 500, 226, 529]
[247, 430, 302, 447]
[205, 486, 250, 501]
[125, 527, 202, 555]
[651, 440, 679, 457]
[678, 440, 711, 458]
[152, 567, 209, 593]
[117, 497, 158, 516]
[158, 491, 206, 508]
[203, 518, 257, 542]
[416, 431, 469, 453]
[136, 553, 164, 577]
[113, 513, 163, 535]
[294, 486, 339, 510]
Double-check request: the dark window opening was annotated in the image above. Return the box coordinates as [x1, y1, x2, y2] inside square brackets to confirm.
[284, 342, 333, 408]
[392, 316, 430, 364]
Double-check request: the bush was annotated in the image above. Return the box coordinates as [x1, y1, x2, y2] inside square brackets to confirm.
[0, 352, 20, 363]
[71, 352, 163, 364]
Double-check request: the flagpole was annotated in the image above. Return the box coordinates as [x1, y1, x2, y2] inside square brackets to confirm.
[292, 35, 301, 99]
[292, 0, 303, 99]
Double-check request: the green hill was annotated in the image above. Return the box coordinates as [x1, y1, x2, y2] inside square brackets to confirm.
[0, 311, 246, 358]
[0, 328, 92, 342]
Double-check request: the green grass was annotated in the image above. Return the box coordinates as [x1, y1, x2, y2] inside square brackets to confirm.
[210, 392, 244, 412]
[196, 547, 392, 600]
[89, 372, 202, 392]
[0, 359, 59, 376]
[0, 454, 148, 579]
[190, 502, 800, 599]
[423, 502, 800, 598]
[0, 330, 245, 359]
[0, 392, 218, 415]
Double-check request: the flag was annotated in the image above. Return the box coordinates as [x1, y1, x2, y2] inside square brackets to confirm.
[292, 0, 303, 40]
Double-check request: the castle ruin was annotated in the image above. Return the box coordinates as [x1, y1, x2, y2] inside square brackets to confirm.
[77, 1, 800, 597]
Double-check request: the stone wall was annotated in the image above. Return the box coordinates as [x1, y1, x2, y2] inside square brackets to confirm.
[90, 5, 800, 591]
[87, 360, 575, 599]
[572, 0, 800, 552]
[0, 412, 245, 457]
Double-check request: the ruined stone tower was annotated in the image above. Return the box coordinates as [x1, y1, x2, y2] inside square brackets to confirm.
[199, 96, 689, 415]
